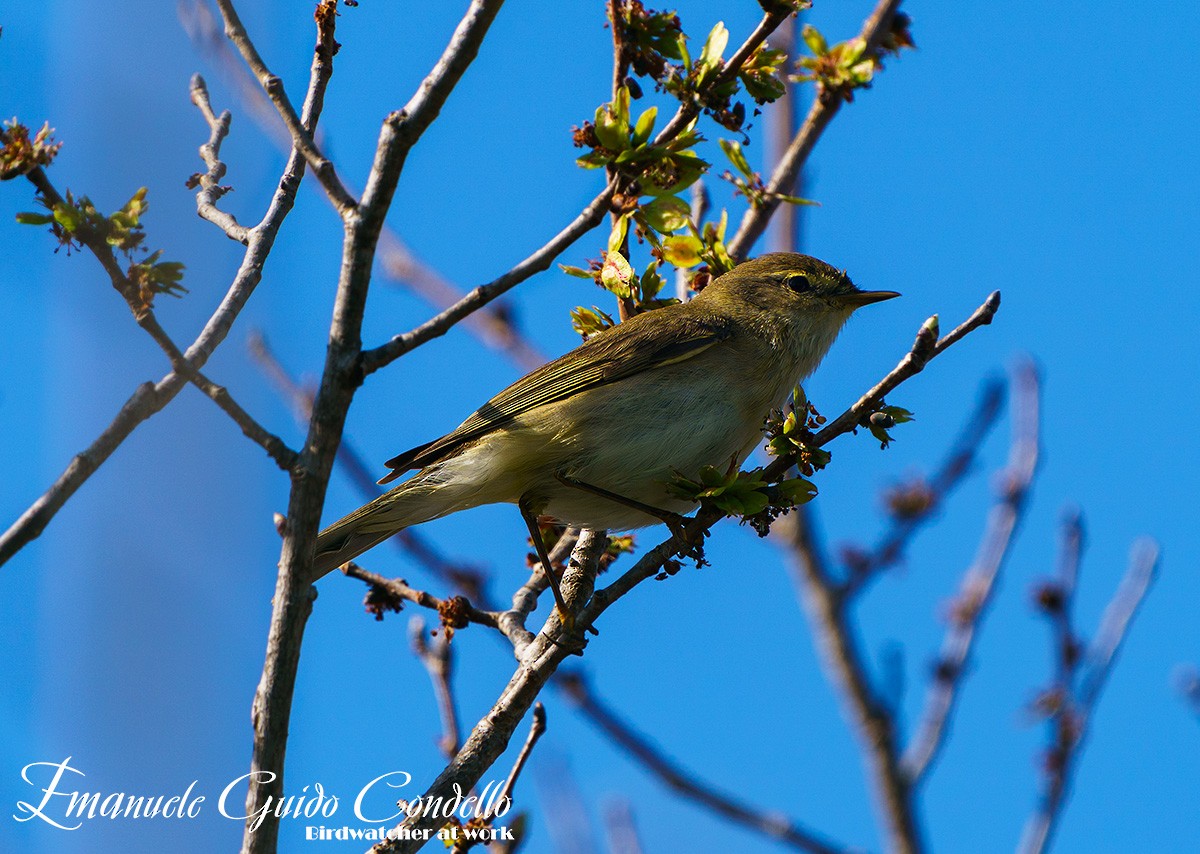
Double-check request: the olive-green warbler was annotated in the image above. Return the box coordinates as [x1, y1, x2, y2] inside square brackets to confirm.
[313, 252, 897, 589]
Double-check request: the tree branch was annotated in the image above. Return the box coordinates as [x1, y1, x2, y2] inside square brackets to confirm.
[189, 73, 249, 243]
[778, 505, 923, 854]
[342, 562, 501, 633]
[370, 530, 609, 853]
[489, 701, 546, 819]
[899, 361, 1041, 785]
[211, 0, 357, 216]
[409, 616, 463, 757]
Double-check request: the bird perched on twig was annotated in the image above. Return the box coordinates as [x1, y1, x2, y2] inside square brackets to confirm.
[313, 252, 898, 615]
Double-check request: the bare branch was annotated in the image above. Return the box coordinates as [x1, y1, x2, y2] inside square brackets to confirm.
[900, 362, 1041, 785]
[790, 292, 1001, 465]
[187, 371, 299, 470]
[211, 0, 357, 216]
[189, 73, 249, 243]
[777, 505, 923, 854]
[558, 671, 849, 854]
[728, 0, 905, 260]
[489, 702, 547, 820]
[409, 617, 462, 757]
[369, 530, 609, 853]
[342, 562, 501, 633]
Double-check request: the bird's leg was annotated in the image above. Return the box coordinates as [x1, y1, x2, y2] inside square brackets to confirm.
[518, 496, 575, 628]
[554, 471, 691, 544]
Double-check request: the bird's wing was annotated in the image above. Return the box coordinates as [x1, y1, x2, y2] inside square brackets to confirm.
[378, 310, 732, 483]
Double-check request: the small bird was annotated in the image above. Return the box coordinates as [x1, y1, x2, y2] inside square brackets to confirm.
[313, 253, 897, 608]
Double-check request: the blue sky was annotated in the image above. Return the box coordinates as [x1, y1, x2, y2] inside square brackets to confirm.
[1, 2, 1197, 852]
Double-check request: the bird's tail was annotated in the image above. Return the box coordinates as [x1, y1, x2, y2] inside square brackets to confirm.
[312, 471, 467, 579]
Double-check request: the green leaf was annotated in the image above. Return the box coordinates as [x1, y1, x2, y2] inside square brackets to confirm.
[775, 194, 820, 206]
[639, 261, 667, 299]
[52, 204, 80, 232]
[593, 101, 628, 152]
[699, 21, 729, 72]
[777, 477, 818, 505]
[641, 196, 691, 233]
[607, 213, 630, 254]
[661, 234, 704, 268]
[632, 106, 658, 146]
[576, 150, 611, 169]
[570, 305, 615, 338]
[802, 24, 828, 55]
[718, 139, 754, 181]
[15, 212, 53, 225]
[559, 264, 596, 280]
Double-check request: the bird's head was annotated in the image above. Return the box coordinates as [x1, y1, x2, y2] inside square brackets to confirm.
[698, 252, 899, 318]
[694, 252, 900, 370]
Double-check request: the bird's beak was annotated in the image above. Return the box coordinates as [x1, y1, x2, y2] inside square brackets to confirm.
[838, 289, 901, 307]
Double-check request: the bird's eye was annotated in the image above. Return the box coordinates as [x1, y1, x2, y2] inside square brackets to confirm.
[786, 273, 811, 293]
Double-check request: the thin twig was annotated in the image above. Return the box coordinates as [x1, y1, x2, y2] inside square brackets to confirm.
[409, 617, 462, 757]
[23, 167, 296, 470]
[899, 362, 1041, 785]
[785, 292, 1001, 469]
[558, 671, 848, 854]
[343, 562, 501, 632]
[189, 73, 249, 243]
[728, 0, 904, 260]
[488, 702, 547, 820]
[211, 0, 357, 216]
